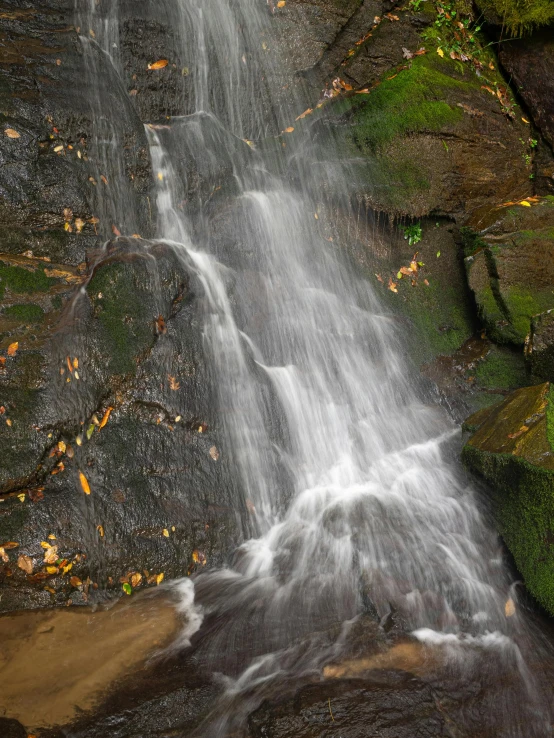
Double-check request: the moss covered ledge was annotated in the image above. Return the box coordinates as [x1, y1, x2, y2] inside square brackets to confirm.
[462, 382, 554, 613]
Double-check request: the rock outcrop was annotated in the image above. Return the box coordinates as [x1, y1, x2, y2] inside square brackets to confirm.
[462, 382, 554, 614]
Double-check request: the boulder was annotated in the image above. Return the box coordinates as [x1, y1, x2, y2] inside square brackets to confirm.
[462, 382, 554, 614]
[463, 197, 554, 345]
[0, 239, 242, 613]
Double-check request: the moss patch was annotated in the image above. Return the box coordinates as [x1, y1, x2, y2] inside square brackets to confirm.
[474, 346, 528, 390]
[0, 263, 55, 299]
[88, 262, 154, 376]
[477, 0, 554, 34]
[3, 304, 44, 323]
[347, 55, 465, 154]
[547, 384, 554, 453]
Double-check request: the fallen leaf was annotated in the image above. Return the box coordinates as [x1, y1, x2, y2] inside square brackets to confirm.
[70, 576, 82, 587]
[277, 0, 286, 6]
[79, 471, 91, 495]
[130, 572, 142, 588]
[97, 525, 104, 537]
[99, 406, 113, 429]
[156, 572, 164, 585]
[148, 59, 169, 70]
[168, 375, 180, 391]
[2, 541, 19, 550]
[388, 277, 398, 293]
[40, 541, 52, 549]
[295, 108, 312, 120]
[156, 315, 167, 334]
[0, 547, 8, 563]
[111, 224, 121, 236]
[46, 566, 58, 575]
[163, 528, 170, 537]
[283, 126, 294, 133]
[375, 273, 383, 283]
[7, 342, 18, 357]
[437, 47, 444, 57]
[48, 533, 56, 540]
[402, 47, 413, 60]
[4, 128, 20, 139]
[209, 445, 220, 461]
[122, 582, 132, 595]
[17, 554, 33, 574]
[100, 175, 108, 185]
[86, 424, 95, 440]
[385, 13, 399, 20]
[522, 117, 530, 124]
[17, 492, 25, 502]
[519, 201, 531, 207]
[505, 598, 516, 617]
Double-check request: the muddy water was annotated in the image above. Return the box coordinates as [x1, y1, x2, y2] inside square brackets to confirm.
[0, 592, 178, 730]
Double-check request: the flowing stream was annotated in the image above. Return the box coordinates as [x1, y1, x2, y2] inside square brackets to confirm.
[77, 1, 553, 735]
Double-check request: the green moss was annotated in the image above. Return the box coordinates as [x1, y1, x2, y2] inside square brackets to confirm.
[503, 287, 553, 343]
[3, 303, 44, 323]
[0, 263, 55, 299]
[477, 0, 554, 34]
[475, 347, 528, 390]
[347, 55, 466, 154]
[88, 262, 153, 376]
[462, 444, 554, 614]
[547, 384, 554, 453]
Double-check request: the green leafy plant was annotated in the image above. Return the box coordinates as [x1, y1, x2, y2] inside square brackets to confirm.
[402, 223, 423, 246]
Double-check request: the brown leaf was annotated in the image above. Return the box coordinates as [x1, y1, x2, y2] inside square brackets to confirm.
[70, 576, 82, 587]
[156, 315, 167, 334]
[7, 342, 18, 357]
[4, 128, 20, 139]
[96, 525, 104, 537]
[111, 224, 121, 237]
[148, 59, 169, 70]
[168, 375, 180, 391]
[387, 277, 398, 293]
[295, 108, 312, 121]
[209, 445, 220, 461]
[130, 572, 142, 588]
[18, 554, 33, 574]
[1, 541, 19, 550]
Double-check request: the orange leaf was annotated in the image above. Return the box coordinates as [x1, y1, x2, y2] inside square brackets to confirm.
[283, 126, 294, 133]
[79, 471, 91, 495]
[99, 406, 113, 429]
[4, 128, 20, 139]
[148, 59, 169, 70]
[7, 342, 18, 357]
[111, 224, 121, 236]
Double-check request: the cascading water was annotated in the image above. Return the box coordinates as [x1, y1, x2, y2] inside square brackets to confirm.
[78, 1, 553, 735]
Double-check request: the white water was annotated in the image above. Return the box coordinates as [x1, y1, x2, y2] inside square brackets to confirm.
[78, 0, 553, 735]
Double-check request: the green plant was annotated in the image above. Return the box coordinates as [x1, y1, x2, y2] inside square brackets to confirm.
[409, 0, 426, 9]
[402, 223, 423, 246]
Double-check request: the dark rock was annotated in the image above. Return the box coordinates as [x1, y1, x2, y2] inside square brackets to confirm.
[498, 29, 554, 150]
[462, 382, 554, 614]
[526, 309, 554, 382]
[0, 718, 27, 738]
[0, 239, 242, 612]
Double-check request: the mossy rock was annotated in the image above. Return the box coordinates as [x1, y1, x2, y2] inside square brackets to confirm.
[462, 382, 554, 613]
[304, 10, 530, 220]
[476, 0, 554, 34]
[527, 310, 554, 382]
[464, 198, 554, 345]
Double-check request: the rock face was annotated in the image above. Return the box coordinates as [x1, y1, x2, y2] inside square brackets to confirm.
[527, 310, 554, 382]
[463, 198, 554, 347]
[462, 382, 554, 614]
[499, 30, 554, 151]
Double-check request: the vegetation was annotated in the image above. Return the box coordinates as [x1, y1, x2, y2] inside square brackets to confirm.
[477, 0, 554, 34]
[0, 263, 54, 299]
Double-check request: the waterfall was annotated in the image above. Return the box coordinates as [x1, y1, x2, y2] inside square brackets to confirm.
[77, 1, 553, 735]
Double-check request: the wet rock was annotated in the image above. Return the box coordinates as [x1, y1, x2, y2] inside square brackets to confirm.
[462, 382, 554, 614]
[463, 197, 554, 345]
[0, 0, 153, 263]
[248, 671, 448, 737]
[0, 718, 27, 738]
[0, 239, 242, 612]
[498, 30, 554, 150]
[526, 309, 554, 382]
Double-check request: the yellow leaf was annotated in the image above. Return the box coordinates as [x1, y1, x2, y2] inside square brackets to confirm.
[156, 572, 164, 585]
[40, 541, 52, 549]
[4, 128, 20, 139]
[277, 0, 286, 6]
[148, 59, 169, 70]
[17, 493, 25, 502]
[48, 533, 57, 540]
[46, 565, 58, 574]
[96, 525, 104, 537]
[7, 342, 18, 357]
[505, 598, 516, 617]
[437, 48, 444, 57]
[1, 541, 19, 550]
[62, 562, 73, 574]
[522, 117, 530, 124]
[163, 528, 170, 537]
[79, 471, 91, 495]
[519, 201, 531, 207]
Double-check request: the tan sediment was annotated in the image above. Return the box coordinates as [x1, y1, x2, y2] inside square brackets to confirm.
[0, 592, 179, 730]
